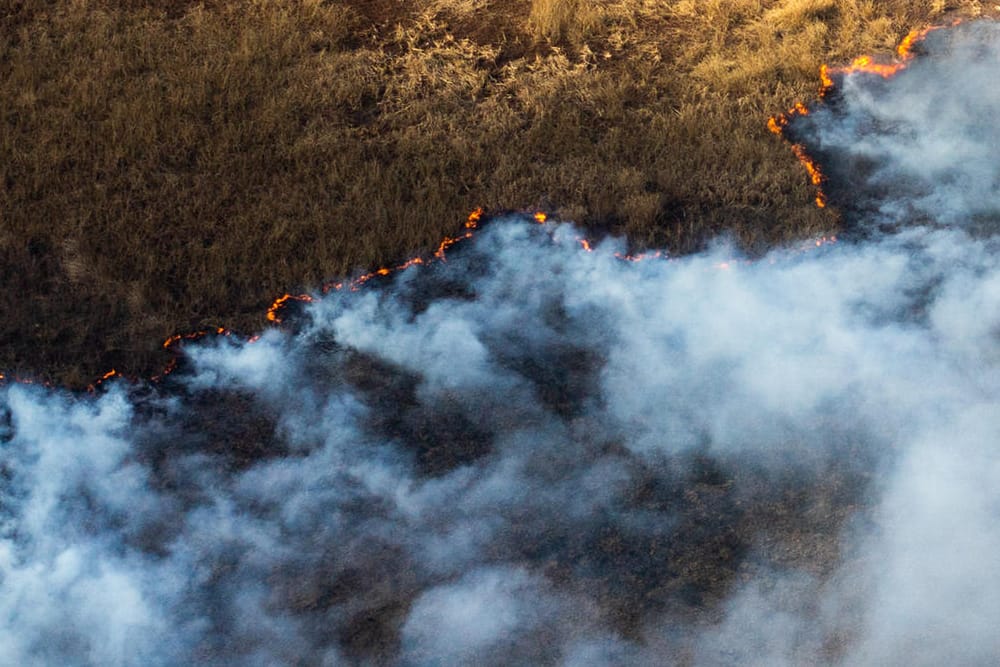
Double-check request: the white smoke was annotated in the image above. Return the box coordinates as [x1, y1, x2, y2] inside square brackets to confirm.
[2, 20, 1000, 666]
[799, 20, 1000, 233]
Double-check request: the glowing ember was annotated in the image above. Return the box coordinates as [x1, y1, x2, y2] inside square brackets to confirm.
[615, 250, 666, 262]
[0, 372, 54, 388]
[86, 369, 119, 393]
[268, 208, 485, 324]
[150, 358, 178, 383]
[163, 326, 229, 350]
[805, 234, 837, 251]
[266, 294, 314, 323]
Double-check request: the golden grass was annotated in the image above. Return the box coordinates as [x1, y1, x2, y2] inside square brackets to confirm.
[765, 0, 839, 30]
[527, 0, 607, 44]
[1, 0, 994, 385]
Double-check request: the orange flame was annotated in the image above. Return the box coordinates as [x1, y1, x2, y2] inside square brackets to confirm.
[819, 22, 959, 96]
[429, 207, 483, 262]
[267, 208, 485, 324]
[789, 144, 827, 208]
[819, 64, 834, 91]
[768, 100, 826, 206]
[86, 369, 119, 393]
[768, 102, 810, 136]
[769, 23, 959, 209]
[4, 199, 844, 392]
[266, 294, 315, 323]
[162, 326, 229, 350]
[150, 358, 178, 383]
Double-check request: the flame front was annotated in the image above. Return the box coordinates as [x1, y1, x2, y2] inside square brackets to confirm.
[767, 99, 827, 207]
[819, 23, 957, 96]
[768, 23, 957, 210]
[790, 144, 827, 208]
[86, 369, 119, 393]
[266, 294, 314, 323]
[162, 326, 229, 350]
[3, 193, 843, 391]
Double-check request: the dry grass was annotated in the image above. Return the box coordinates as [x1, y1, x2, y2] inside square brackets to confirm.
[527, 0, 610, 44]
[0, 0, 994, 385]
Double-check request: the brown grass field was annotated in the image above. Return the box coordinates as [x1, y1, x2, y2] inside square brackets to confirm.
[1, 0, 995, 386]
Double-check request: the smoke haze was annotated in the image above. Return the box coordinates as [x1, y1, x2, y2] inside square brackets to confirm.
[3, 20, 1000, 666]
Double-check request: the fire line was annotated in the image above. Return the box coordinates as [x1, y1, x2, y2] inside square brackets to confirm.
[1, 201, 843, 392]
[19, 11, 938, 398]
[768, 23, 958, 209]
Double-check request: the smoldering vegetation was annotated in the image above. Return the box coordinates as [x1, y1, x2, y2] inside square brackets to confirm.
[3, 20, 1000, 667]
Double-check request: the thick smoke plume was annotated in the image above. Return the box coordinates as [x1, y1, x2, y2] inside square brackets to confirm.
[3, 21, 1000, 666]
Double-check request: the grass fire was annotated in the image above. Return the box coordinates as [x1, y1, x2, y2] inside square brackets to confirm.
[3, 3, 1000, 666]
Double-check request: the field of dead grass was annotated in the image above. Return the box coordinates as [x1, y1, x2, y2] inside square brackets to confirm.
[1, 0, 994, 385]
